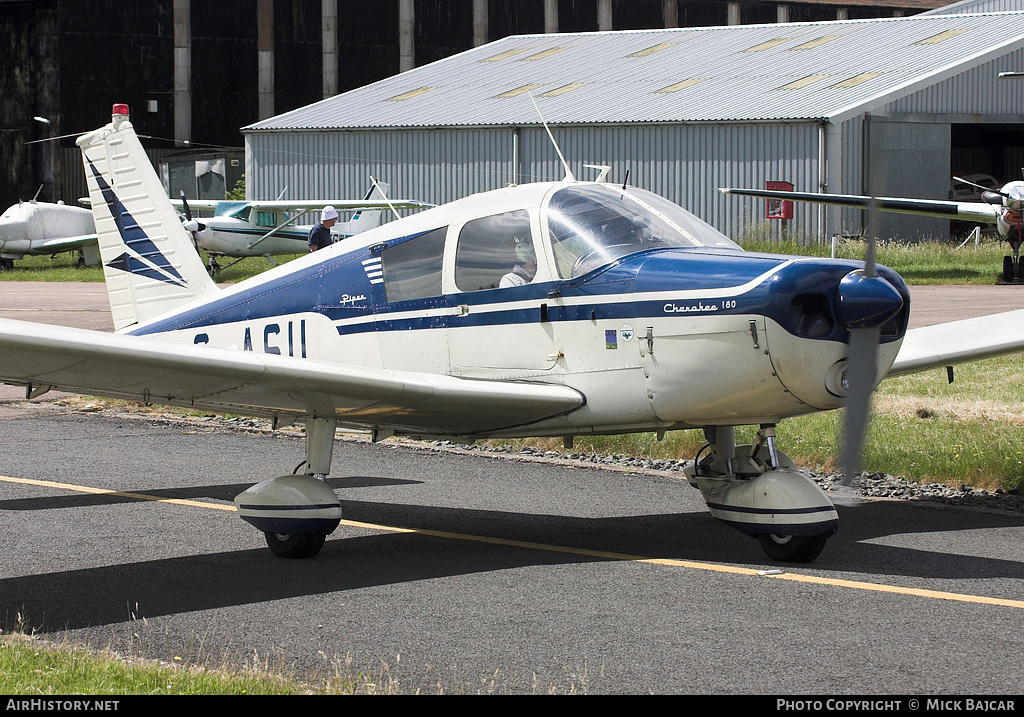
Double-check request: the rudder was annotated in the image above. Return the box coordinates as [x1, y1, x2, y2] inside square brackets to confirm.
[78, 104, 218, 331]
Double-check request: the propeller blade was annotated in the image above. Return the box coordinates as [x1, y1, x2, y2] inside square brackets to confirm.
[842, 325, 880, 485]
[178, 190, 207, 234]
[841, 166, 885, 486]
[953, 175, 1011, 200]
[179, 191, 193, 221]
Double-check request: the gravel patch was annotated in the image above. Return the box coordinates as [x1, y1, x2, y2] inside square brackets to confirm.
[429, 440, 1024, 515]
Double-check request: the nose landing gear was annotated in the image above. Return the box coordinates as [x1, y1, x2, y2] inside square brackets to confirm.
[685, 425, 838, 563]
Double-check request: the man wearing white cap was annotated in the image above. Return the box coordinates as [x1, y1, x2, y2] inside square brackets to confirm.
[309, 206, 339, 252]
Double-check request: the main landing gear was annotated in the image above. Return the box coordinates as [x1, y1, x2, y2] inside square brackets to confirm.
[999, 240, 1023, 283]
[233, 417, 342, 558]
[684, 424, 837, 563]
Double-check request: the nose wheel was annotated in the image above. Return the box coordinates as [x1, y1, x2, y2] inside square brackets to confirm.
[265, 531, 327, 559]
[757, 533, 828, 563]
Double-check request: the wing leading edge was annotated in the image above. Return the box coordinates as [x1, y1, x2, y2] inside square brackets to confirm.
[719, 187, 1001, 225]
[888, 309, 1024, 377]
[0, 318, 584, 436]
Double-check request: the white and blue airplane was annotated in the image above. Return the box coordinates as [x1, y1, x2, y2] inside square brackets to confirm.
[170, 182, 433, 276]
[2, 103, 1023, 562]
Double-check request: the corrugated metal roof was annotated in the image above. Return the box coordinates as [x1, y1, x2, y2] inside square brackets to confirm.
[245, 11, 1024, 132]
[925, 0, 1024, 14]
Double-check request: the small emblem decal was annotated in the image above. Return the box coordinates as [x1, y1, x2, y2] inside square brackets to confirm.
[620, 323, 634, 342]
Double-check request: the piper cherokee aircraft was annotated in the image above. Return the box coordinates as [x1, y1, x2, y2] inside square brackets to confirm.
[0, 193, 98, 270]
[169, 183, 433, 276]
[720, 172, 1024, 283]
[3, 104, 1024, 563]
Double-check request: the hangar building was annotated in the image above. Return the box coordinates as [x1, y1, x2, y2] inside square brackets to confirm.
[243, 8, 1024, 242]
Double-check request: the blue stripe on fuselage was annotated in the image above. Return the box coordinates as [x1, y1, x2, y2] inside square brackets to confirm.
[127, 246, 787, 339]
[129, 245, 904, 347]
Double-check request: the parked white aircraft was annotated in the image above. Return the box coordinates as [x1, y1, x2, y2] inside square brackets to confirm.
[3, 104, 1024, 563]
[170, 183, 433, 276]
[720, 172, 1024, 282]
[0, 194, 98, 270]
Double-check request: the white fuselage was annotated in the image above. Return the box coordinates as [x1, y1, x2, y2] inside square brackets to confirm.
[130, 181, 907, 439]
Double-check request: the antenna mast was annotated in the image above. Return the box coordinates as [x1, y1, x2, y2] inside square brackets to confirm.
[529, 93, 575, 182]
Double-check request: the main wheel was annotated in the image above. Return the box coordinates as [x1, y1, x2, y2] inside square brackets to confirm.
[1003, 256, 1014, 283]
[757, 533, 827, 563]
[264, 532, 326, 559]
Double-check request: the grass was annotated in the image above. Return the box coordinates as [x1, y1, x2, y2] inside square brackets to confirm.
[0, 630, 408, 695]
[739, 232, 1008, 285]
[0, 250, 301, 283]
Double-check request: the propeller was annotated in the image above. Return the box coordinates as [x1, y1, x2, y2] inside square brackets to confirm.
[178, 191, 209, 249]
[836, 173, 904, 489]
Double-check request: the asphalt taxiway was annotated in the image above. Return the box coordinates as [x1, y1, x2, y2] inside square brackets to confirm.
[2, 282, 1024, 694]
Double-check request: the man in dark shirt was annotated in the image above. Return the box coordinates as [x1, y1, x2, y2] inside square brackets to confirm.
[308, 206, 338, 252]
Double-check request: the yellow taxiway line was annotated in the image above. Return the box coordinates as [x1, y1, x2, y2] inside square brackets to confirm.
[5, 474, 1024, 610]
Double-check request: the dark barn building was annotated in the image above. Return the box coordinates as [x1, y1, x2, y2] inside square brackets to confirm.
[1, 0, 952, 208]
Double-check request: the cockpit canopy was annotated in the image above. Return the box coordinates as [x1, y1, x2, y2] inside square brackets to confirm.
[546, 184, 740, 278]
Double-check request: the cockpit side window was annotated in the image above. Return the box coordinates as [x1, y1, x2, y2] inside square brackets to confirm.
[380, 226, 447, 303]
[454, 209, 535, 292]
[256, 211, 278, 228]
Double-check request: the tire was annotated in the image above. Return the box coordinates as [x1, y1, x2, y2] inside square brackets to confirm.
[757, 533, 828, 563]
[264, 532, 326, 559]
[1003, 256, 1014, 283]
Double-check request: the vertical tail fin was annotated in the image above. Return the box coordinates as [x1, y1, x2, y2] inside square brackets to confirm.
[77, 104, 218, 331]
[338, 181, 392, 238]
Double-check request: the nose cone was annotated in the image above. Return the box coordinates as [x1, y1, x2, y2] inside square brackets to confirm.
[836, 270, 904, 330]
[1007, 182, 1024, 214]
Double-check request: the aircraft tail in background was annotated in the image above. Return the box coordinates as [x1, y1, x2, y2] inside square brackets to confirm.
[77, 104, 219, 331]
[338, 181, 392, 238]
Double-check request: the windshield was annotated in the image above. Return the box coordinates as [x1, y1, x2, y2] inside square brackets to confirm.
[546, 185, 739, 278]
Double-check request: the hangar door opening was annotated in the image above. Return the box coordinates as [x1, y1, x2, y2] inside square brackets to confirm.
[950, 124, 1024, 239]
[951, 123, 1024, 198]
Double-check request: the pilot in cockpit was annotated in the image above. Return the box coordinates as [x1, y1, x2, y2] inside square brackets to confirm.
[499, 240, 537, 288]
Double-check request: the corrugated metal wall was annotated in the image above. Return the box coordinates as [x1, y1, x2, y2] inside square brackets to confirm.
[246, 121, 825, 241]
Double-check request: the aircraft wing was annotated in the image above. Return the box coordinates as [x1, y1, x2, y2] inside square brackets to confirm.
[244, 199, 435, 212]
[0, 318, 583, 436]
[719, 187, 1002, 225]
[168, 199, 435, 213]
[888, 309, 1024, 377]
[32, 233, 98, 252]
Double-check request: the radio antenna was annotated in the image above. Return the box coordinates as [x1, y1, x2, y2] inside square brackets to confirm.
[529, 93, 575, 182]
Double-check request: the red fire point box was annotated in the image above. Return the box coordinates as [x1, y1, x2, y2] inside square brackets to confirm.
[765, 181, 794, 220]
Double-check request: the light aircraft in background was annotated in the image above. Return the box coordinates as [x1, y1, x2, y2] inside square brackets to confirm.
[0, 191, 98, 270]
[720, 171, 1024, 283]
[169, 183, 433, 276]
[3, 104, 1024, 564]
